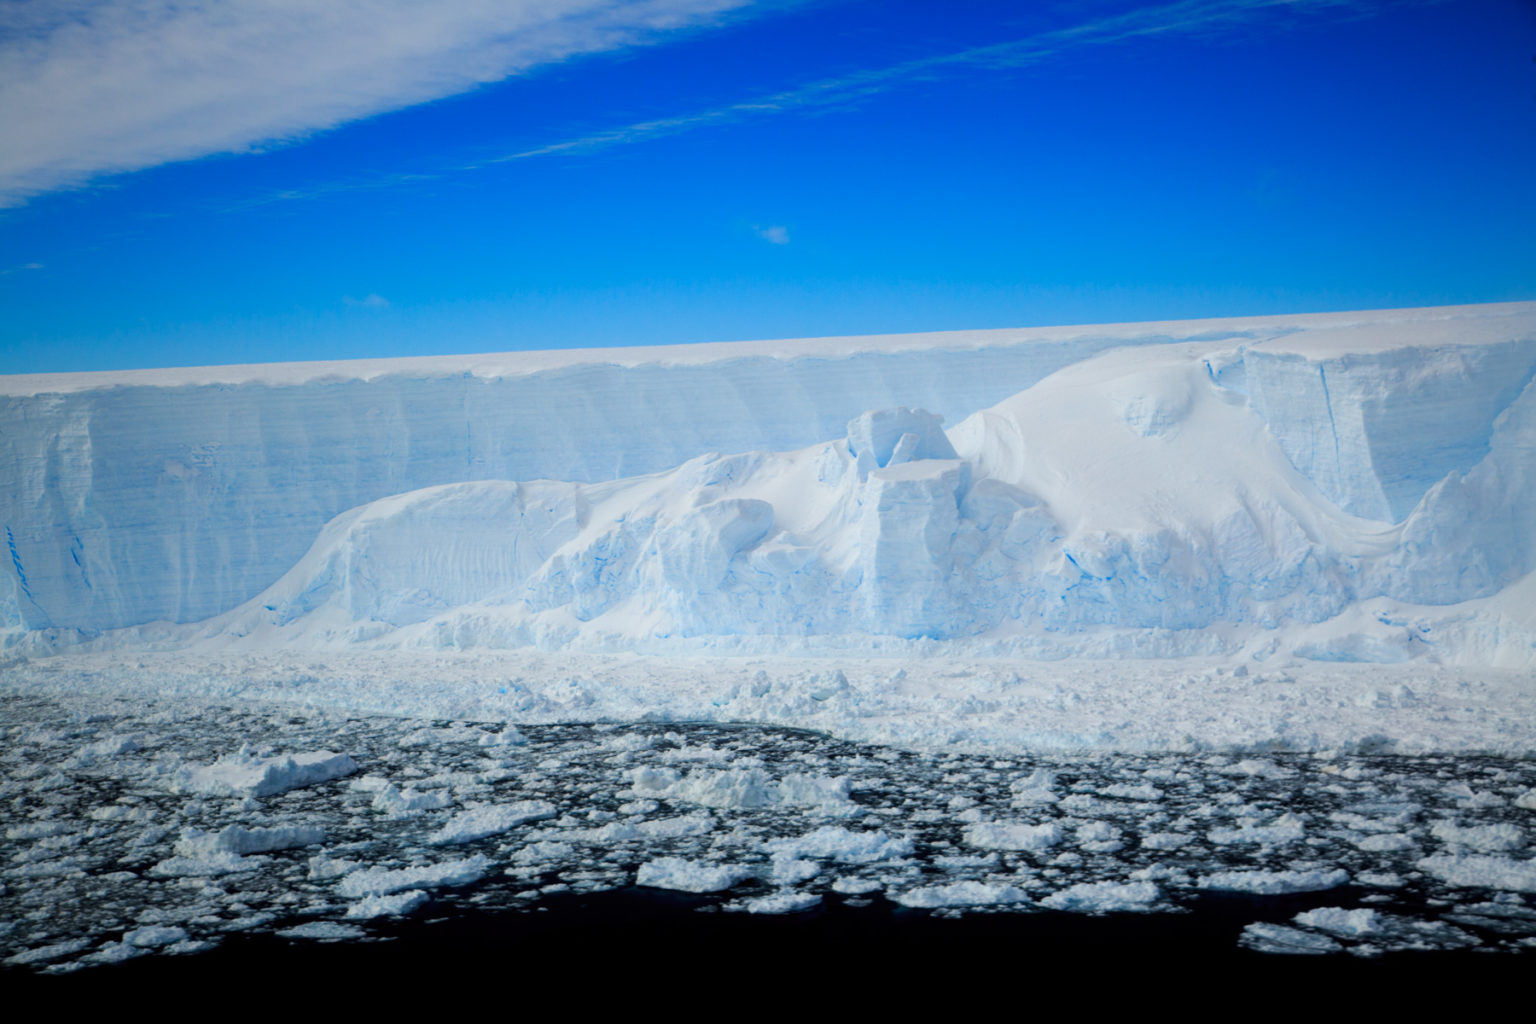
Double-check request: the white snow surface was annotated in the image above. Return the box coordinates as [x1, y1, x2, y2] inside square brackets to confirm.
[3, 303, 1535, 757]
[2, 302, 1532, 663]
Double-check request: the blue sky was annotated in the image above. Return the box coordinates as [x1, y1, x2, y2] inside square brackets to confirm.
[2, 0, 1534, 373]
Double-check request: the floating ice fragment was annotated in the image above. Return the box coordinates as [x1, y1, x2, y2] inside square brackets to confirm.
[1041, 880, 1160, 913]
[1140, 832, 1192, 851]
[4, 938, 93, 965]
[174, 824, 325, 858]
[765, 825, 914, 864]
[148, 852, 260, 877]
[276, 921, 367, 942]
[628, 765, 853, 814]
[734, 891, 822, 915]
[1197, 868, 1349, 894]
[1417, 854, 1536, 892]
[1354, 833, 1414, 853]
[1429, 821, 1524, 852]
[1208, 813, 1305, 846]
[371, 783, 453, 815]
[338, 855, 489, 897]
[175, 749, 357, 798]
[1239, 923, 1342, 955]
[963, 821, 1062, 852]
[896, 880, 1030, 909]
[345, 890, 429, 919]
[427, 800, 557, 845]
[123, 925, 188, 948]
[635, 856, 751, 893]
[1294, 907, 1379, 937]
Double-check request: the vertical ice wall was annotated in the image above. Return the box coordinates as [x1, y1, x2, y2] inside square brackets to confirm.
[3, 303, 1534, 636]
[1242, 338, 1536, 522]
[0, 331, 1186, 632]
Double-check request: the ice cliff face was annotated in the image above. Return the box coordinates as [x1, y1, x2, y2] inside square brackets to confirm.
[3, 303, 1534, 662]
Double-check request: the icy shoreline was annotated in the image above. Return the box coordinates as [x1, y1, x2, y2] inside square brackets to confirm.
[5, 649, 1533, 756]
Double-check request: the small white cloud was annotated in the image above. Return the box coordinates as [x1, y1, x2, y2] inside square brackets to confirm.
[344, 294, 390, 308]
[754, 224, 790, 245]
[0, 262, 44, 276]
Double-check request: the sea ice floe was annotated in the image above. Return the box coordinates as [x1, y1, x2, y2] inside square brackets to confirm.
[1428, 821, 1524, 853]
[1417, 854, 1536, 892]
[1041, 880, 1160, 913]
[344, 890, 429, 919]
[896, 879, 1030, 908]
[337, 855, 490, 897]
[275, 921, 367, 941]
[731, 891, 822, 914]
[174, 824, 325, 857]
[635, 856, 752, 893]
[1353, 833, 1414, 852]
[1239, 923, 1342, 955]
[175, 749, 358, 798]
[628, 766, 854, 815]
[1140, 832, 1192, 851]
[371, 784, 454, 815]
[1197, 868, 1350, 894]
[963, 821, 1063, 852]
[1293, 907, 1379, 937]
[764, 825, 914, 864]
[122, 925, 189, 948]
[427, 800, 556, 845]
[147, 852, 262, 878]
[1207, 813, 1306, 846]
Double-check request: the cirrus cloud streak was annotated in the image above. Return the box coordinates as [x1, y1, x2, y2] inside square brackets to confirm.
[0, 0, 750, 207]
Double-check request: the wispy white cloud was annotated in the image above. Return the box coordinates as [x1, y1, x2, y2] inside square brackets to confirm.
[344, 293, 391, 308]
[0, 0, 751, 207]
[753, 224, 789, 245]
[474, 0, 1394, 165]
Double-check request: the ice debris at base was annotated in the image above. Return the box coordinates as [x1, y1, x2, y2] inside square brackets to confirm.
[1416, 855, 1536, 892]
[3, 304, 1534, 668]
[175, 825, 325, 857]
[344, 890, 429, 919]
[1040, 880, 1162, 913]
[4, 696, 1535, 975]
[174, 749, 358, 799]
[427, 801, 556, 845]
[1239, 923, 1344, 955]
[275, 921, 367, 942]
[730, 890, 822, 915]
[635, 857, 753, 893]
[337, 856, 490, 898]
[1197, 869, 1351, 894]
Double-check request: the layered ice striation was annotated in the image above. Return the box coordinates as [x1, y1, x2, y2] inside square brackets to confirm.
[2, 302, 1534, 661]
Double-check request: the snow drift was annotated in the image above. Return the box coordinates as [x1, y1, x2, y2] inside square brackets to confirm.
[3, 302, 1534, 665]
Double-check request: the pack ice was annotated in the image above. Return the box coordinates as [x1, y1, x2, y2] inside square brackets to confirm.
[2, 302, 1534, 666]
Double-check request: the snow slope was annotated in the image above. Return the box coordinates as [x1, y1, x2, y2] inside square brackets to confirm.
[2, 302, 1534, 667]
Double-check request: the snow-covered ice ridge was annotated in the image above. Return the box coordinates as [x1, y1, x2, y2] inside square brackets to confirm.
[3, 302, 1535, 667]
